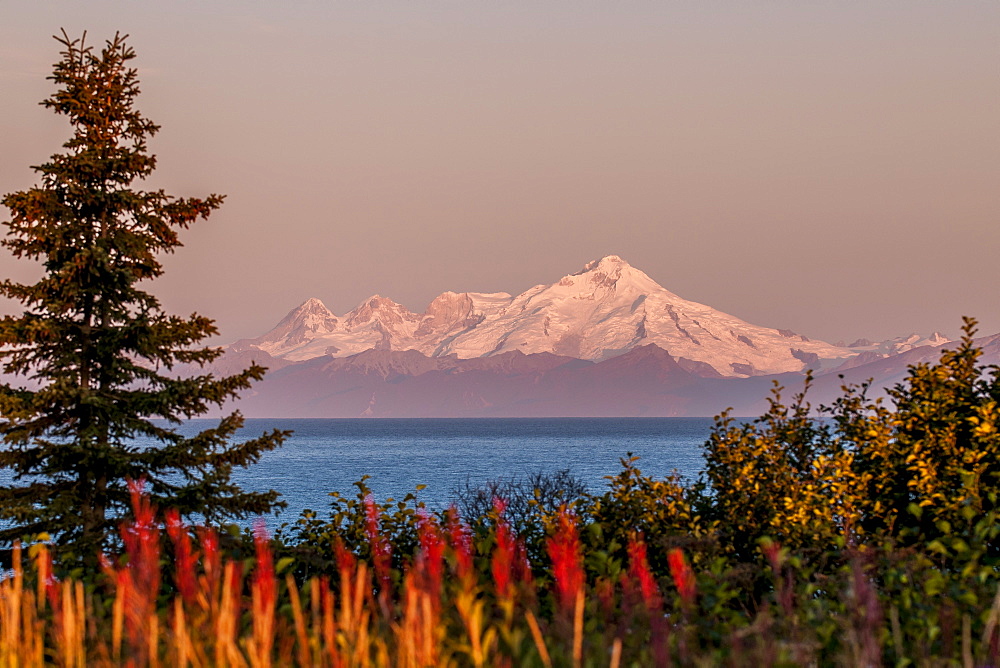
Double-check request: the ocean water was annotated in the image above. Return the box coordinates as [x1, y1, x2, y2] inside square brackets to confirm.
[0, 418, 719, 529]
[219, 418, 715, 525]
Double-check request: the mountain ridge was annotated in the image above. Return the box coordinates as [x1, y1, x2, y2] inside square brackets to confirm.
[204, 334, 999, 419]
[233, 255, 921, 378]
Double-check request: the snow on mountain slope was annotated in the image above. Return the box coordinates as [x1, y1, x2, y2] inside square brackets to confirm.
[235, 291, 513, 362]
[845, 332, 951, 356]
[435, 255, 852, 375]
[233, 255, 858, 377]
[415, 291, 514, 355]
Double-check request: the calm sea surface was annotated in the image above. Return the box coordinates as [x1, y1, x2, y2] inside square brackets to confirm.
[216, 418, 715, 525]
[0, 418, 718, 528]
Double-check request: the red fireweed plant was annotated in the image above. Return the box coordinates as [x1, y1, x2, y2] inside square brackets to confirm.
[492, 498, 517, 600]
[628, 534, 670, 665]
[195, 524, 222, 608]
[250, 521, 277, 664]
[334, 536, 357, 576]
[416, 511, 445, 597]
[364, 495, 392, 596]
[252, 521, 277, 610]
[39, 547, 59, 614]
[104, 479, 162, 663]
[445, 506, 475, 585]
[546, 509, 585, 614]
[627, 535, 663, 613]
[668, 547, 696, 609]
[513, 537, 534, 594]
[164, 508, 197, 606]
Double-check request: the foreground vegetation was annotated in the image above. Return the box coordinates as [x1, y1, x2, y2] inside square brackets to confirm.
[3, 27, 998, 668]
[1, 321, 999, 666]
[0, 31, 286, 563]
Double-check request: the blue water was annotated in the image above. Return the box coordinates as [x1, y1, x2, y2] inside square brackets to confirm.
[0, 418, 718, 528]
[217, 418, 714, 524]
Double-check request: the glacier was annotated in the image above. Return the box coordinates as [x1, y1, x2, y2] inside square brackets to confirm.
[228, 255, 947, 378]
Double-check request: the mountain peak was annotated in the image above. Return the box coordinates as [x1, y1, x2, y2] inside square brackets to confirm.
[281, 297, 335, 324]
[239, 254, 857, 376]
[563, 254, 664, 296]
[577, 254, 631, 274]
[296, 297, 333, 313]
[362, 294, 401, 308]
[256, 297, 338, 348]
[345, 294, 418, 329]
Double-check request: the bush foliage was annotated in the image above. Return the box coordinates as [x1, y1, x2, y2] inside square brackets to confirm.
[2, 327, 999, 665]
[259, 318, 999, 665]
[5, 28, 999, 668]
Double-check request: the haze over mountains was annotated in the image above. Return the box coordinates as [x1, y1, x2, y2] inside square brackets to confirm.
[201, 255, 986, 418]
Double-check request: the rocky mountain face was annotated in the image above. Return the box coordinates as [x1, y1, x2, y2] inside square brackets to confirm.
[208, 255, 978, 418]
[208, 333, 997, 419]
[0, 254, 978, 418]
[232, 255, 893, 378]
[206, 343, 768, 418]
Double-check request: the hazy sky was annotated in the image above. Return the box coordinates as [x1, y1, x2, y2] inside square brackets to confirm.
[2, 2, 998, 344]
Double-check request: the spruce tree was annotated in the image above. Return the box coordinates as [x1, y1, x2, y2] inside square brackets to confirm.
[0, 31, 286, 561]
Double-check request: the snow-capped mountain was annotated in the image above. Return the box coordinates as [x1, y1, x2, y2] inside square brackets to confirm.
[827, 332, 952, 373]
[844, 332, 950, 356]
[233, 291, 513, 362]
[231, 255, 868, 377]
[204, 332, 1000, 419]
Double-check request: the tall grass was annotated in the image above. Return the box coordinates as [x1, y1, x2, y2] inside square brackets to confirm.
[2, 481, 1000, 666]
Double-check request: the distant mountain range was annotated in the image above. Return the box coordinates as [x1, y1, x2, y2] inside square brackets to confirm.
[208, 255, 983, 417]
[232, 255, 949, 376]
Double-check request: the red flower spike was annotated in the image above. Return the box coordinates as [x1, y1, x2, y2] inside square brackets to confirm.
[253, 520, 277, 612]
[627, 535, 662, 613]
[364, 495, 392, 593]
[196, 525, 221, 602]
[122, 479, 161, 596]
[417, 512, 445, 596]
[113, 479, 162, 662]
[513, 539, 534, 590]
[491, 504, 516, 599]
[43, 550, 61, 614]
[546, 510, 585, 613]
[445, 506, 474, 582]
[667, 548, 696, 608]
[165, 508, 198, 605]
[334, 537, 357, 576]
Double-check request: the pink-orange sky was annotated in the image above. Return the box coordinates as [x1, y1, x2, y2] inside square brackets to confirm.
[2, 2, 998, 345]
